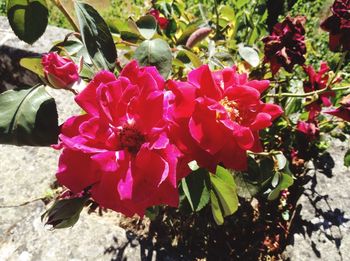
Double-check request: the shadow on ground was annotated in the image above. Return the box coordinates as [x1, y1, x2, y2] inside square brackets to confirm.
[103, 151, 350, 261]
[287, 151, 350, 261]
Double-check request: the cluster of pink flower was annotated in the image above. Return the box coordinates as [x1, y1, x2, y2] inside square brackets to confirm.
[42, 55, 282, 216]
[40, 0, 349, 217]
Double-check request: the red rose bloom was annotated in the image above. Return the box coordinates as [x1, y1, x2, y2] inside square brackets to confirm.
[325, 94, 350, 121]
[321, 0, 350, 51]
[149, 9, 169, 30]
[262, 16, 306, 74]
[54, 61, 183, 216]
[303, 62, 336, 120]
[168, 65, 283, 171]
[42, 52, 79, 89]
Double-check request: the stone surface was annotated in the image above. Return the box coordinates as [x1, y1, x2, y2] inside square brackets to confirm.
[285, 138, 350, 261]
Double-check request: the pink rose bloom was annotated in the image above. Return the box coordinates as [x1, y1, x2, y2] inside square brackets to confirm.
[168, 65, 283, 171]
[54, 61, 183, 216]
[42, 52, 79, 89]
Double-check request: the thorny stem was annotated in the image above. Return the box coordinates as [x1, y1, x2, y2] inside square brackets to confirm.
[119, 40, 179, 52]
[266, 85, 350, 99]
[266, 51, 349, 100]
[327, 51, 348, 88]
[213, 0, 220, 39]
[0, 197, 45, 208]
[119, 40, 138, 47]
[247, 150, 282, 156]
[51, 0, 80, 32]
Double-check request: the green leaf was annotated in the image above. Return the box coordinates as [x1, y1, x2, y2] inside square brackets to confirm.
[238, 44, 260, 67]
[259, 157, 275, 182]
[210, 190, 224, 225]
[20, 57, 44, 78]
[164, 18, 177, 37]
[74, 1, 117, 71]
[177, 50, 202, 68]
[234, 172, 260, 199]
[268, 173, 294, 200]
[215, 165, 236, 185]
[271, 172, 279, 188]
[136, 15, 157, 40]
[285, 97, 302, 115]
[188, 160, 200, 171]
[274, 152, 287, 170]
[220, 5, 235, 21]
[0, 86, 59, 146]
[7, 0, 48, 44]
[181, 169, 210, 212]
[145, 206, 159, 221]
[51, 39, 88, 60]
[235, 0, 250, 8]
[134, 39, 173, 79]
[209, 166, 239, 225]
[176, 21, 202, 45]
[120, 31, 140, 43]
[344, 149, 350, 167]
[282, 210, 290, 221]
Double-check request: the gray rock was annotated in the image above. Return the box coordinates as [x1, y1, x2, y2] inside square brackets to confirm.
[285, 138, 350, 261]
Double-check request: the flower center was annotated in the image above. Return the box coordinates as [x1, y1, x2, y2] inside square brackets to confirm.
[118, 125, 145, 154]
[219, 96, 242, 123]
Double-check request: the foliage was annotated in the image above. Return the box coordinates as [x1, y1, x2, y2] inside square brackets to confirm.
[2, 0, 350, 259]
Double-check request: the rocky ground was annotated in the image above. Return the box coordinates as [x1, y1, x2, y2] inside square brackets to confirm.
[0, 17, 350, 261]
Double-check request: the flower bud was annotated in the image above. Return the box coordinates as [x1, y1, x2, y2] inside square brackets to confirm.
[149, 9, 169, 30]
[41, 195, 88, 229]
[41, 52, 79, 89]
[186, 27, 212, 48]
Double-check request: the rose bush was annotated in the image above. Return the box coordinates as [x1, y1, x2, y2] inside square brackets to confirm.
[3, 0, 350, 258]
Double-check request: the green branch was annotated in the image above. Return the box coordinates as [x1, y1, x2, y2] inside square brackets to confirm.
[51, 0, 80, 32]
[266, 86, 350, 99]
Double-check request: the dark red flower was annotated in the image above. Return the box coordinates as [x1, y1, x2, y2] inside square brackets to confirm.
[303, 62, 336, 120]
[168, 65, 283, 171]
[321, 0, 350, 52]
[325, 94, 350, 121]
[262, 16, 306, 74]
[149, 9, 169, 30]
